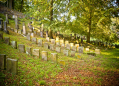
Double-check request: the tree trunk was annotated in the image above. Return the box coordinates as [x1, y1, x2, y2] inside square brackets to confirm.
[50, 0, 53, 22]
[87, 11, 91, 43]
[20, 0, 24, 12]
[8, 0, 13, 9]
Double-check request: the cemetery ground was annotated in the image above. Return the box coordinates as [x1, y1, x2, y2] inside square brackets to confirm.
[0, 17, 119, 86]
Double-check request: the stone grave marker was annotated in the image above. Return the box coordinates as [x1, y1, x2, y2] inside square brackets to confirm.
[26, 47, 32, 55]
[0, 54, 6, 70]
[6, 58, 18, 74]
[85, 48, 89, 52]
[32, 37, 37, 44]
[78, 46, 84, 53]
[70, 43, 74, 49]
[14, 29, 18, 33]
[11, 41, 17, 49]
[40, 31, 44, 38]
[51, 39, 55, 44]
[26, 34, 31, 41]
[56, 37, 59, 42]
[31, 33, 34, 37]
[56, 47, 61, 53]
[4, 21, 9, 34]
[63, 50, 69, 56]
[72, 46, 76, 51]
[65, 41, 69, 47]
[34, 31, 37, 35]
[18, 44, 25, 53]
[18, 29, 22, 34]
[23, 24, 26, 35]
[32, 49, 40, 58]
[46, 37, 50, 42]
[51, 53, 58, 62]
[59, 60, 65, 66]
[71, 51, 75, 57]
[61, 43, 65, 48]
[0, 33, 3, 40]
[56, 41, 60, 46]
[44, 42, 49, 49]
[50, 44, 55, 51]
[66, 43, 71, 50]
[4, 37, 10, 45]
[38, 39, 43, 47]
[15, 15, 19, 29]
[60, 39, 64, 45]
[95, 49, 100, 54]
[77, 54, 81, 58]
[42, 51, 48, 61]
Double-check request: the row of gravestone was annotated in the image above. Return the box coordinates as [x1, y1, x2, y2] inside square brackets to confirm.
[0, 33, 67, 74]
[7, 25, 101, 57]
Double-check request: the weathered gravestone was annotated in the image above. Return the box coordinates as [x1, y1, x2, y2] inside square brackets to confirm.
[26, 47, 32, 55]
[6, 58, 18, 74]
[56, 41, 60, 46]
[51, 39, 55, 44]
[44, 42, 49, 49]
[38, 39, 43, 47]
[26, 34, 31, 41]
[46, 37, 50, 42]
[0, 18, 3, 31]
[42, 51, 48, 61]
[95, 49, 100, 54]
[56, 47, 61, 53]
[11, 41, 17, 49]
[60, 39, 64, 45]
[4, 21, 9, 34]
[85, 48, 89, 52]
[51, 53, 58, 62]
[34, 31, 37, 35]
[78, 46, 84, 53]
[63, 50, 69, 56]
[71, 51, 75, 57]
[50, 44, 55, 51]
[32, 37, 37, 44]
[18, 44, 25, 53]
[0, 54, 6, 70]
[77, 54, 81, 58]
[15, 15, 19, 29]
[23, 24, 27, 35]
[32, 49, 40, 58]
[0, 33, 3, 40]
[4, 37, 10, 45]
[72, 46, 76, 51]
[59, 60, 65, 66]
[61, 43, 65, 48]
[40, 31, 44, 38]
[70, 43, 74, 49]
[31, 33, 34, 37]
[66, 43, 71, 50]
[65, 41, 69, 47]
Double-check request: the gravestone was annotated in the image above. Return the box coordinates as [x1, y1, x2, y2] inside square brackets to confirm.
[15, 15, 19, 29]
[4, 21, 9, 34]
[51, 53, 58, 62]
[0, 54, 6, 70]
[6, 58, 18, 74]
[44, 42, 49, 49]
[56, 47, 61, 53]
[0, 33, 3, 40]
[26, 34, 31, 41]
[4, 37, 10, 45]
[95, 49, 100, 54]
[40, 31, 44, 38]
[32, 37, 37, 44]
[34, 31, 37, 35]
[37, 31, 40, 36]
[18, 44, 25, 53]
[31, 33, 34, 37]
[65, 41, 69, 47]
[50, 44, 55, 51]
[56, 41, 60, 46]
[56, 37, 59, 42]
[26, 47, 32, 55]
[63, 50, 69, 56]
[85, 48, 89, 52]
[60, 39, 64, 45]
[32, 49, 40, 58]
[51, 39, 55, 44]
[11, 28, 14, 32]
[66, 43, 71, 50]
[0, 18, 3, 31]
[71, 51, 75, 57]
[72, 46, 76, 51]
[46, 37, 50, 42]
[61, 43, 65, 48]
[6, 14, 9, 24]
[11, 41, 17, 49]
[42, 51, 48, 61]
[70, 43, 74, 49]
[78, 46, 84, 53]
[23, 24, 27, 35]
[14, 29, 18, 33]
[18, 29, 22, 34]
[59, 60, 65, 66]
[77, 54, 81, 58]
[38, 39, 43, 47]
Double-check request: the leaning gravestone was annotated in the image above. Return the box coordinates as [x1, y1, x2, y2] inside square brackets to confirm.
[51, 53, 58, 63]
[0, 54, 6, 70]
[44, 42, 49, 49]
[38, 39, 43, 47]
[18, 44, 25, 53]
[32, 49, 40, 58]
[11, 41, 17, 49]
[26, 47, 32, 55]
[78, 46, 84, 53]
[6, 58, 18, 74]
[56, 47, 61, 53]
[0, 33, 3, 40]
[4, 37, 10, 45]
[4, 21, 9, 34]
[32, 37, 37, 44]
[71, 51, 75, 57]
[31, 33, 34, 37]
[42, 51, 48, 61]
[15, 15, 19, 29]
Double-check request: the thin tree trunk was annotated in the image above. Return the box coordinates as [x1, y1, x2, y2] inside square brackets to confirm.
[50, 0, 53, 22]
[20, 0, 23, 12]
[87, 11, 91, 43]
